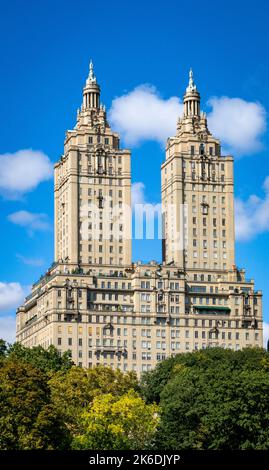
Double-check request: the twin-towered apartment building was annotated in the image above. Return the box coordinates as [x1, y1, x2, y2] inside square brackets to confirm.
[16, 63, 263, 374]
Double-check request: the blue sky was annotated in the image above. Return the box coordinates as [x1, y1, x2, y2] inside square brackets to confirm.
[0, 0, 268, 342]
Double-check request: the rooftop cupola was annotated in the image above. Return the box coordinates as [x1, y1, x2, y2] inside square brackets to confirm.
[183, 68, 200, 117]
[82, 61, 100, 110]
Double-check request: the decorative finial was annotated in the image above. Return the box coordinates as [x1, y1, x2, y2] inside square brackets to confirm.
[88, 60, 96, 83]
[186, 67, 197, 93]
[189, 68, 193, 86]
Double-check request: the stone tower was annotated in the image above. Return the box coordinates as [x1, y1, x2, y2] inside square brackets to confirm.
[162, 69, 235, 273]
[54, 62, 132, 268]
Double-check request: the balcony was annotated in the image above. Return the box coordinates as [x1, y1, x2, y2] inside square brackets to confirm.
[87, 303, 134, 313]
[32, 261, 59, 289]
[194, 306, 231, 315]
[94, 346, 128, 358]
[25, 314, 37, 327]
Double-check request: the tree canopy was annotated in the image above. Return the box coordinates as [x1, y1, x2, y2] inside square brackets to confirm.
[73, 390, 158, 450]
[140, 347, 269, 403]
[1, 338, 269, 450]
[49, 365, 139, 434]
[156, 366, 269, 449]
[0, 358, 70, 449]
[6, 342, 73, 373]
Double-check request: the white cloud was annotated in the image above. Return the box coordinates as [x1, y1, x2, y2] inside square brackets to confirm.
[8, 210, 51, 233]
[16, 254, 45, 267]
[132, 182, 146, 206]
[109, 85, 266, 156]
[235, 176, 269, 241]
[207, 97, 266, 155]
[0, 316, 16, 343]
[109, 85, 183, 146]
[0, 282, 28, 313]
[0, 149, 53, 199]
[263, 322, 269, 349]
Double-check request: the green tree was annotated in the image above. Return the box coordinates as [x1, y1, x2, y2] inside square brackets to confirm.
[155, 364, 269, 450]
[0, 339, 7, 358]
[0, 359, 70, 449]
[73, 390, 159, 450]
[141, 347, 268, 403]
[7, 343, 73, 373]
[49, 365, 139, 433]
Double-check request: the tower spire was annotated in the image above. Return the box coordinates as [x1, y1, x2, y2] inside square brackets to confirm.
[83, 60, 100, 110]
[186, 68, 196, 93]
[183, 68, 200, 117]
[88, 60, 96, 83]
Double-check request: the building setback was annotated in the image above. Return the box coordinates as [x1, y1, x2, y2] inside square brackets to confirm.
[16, 64, 263, 374]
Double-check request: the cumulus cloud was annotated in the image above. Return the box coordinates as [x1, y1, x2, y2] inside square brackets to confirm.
[207, 97, 266, 155]
[0, 282, 28, 313]
[109, 85, 183, 146]
[0, 149, 53, 199]
[8, 210, 51, 233]
[109, 85, 266, 156]
[0, 316, 16, 343]
[264, 322, 269, 349]
[132, 182, 146, 206]
[235, 176, 269, 241]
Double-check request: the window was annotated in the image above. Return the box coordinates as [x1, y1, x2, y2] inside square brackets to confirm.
[200, 143, 205, 155]
[141, 281, 150, 289]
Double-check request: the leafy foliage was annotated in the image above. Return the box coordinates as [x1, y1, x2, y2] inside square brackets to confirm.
[6, 342, 73, 373]
[141, 347, 268, 403]
[1, 338, 269, 450]
[156, 366, 269, 449]
[142, 347, 269, 450]
[0, 339, 7, 357]
[73, 390, 159, 450]
[0, 359, 70, 449]
[49, 365, 139, 434]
